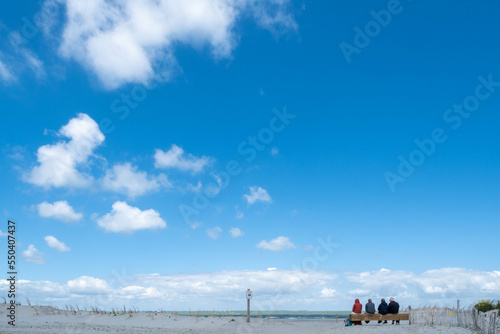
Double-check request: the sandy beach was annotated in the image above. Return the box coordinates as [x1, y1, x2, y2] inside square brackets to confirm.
[0, 305, 480, 334]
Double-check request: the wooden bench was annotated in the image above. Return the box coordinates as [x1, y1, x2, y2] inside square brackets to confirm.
[349, 313, 410, 322]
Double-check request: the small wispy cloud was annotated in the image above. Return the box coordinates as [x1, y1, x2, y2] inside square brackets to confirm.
[101, 162, 170, 198]
[154, 145, 212, 173]
[243, 186, 272, 205]
[44, 235, 70, 252]
[36, 201, 83, 222]
[235, 206, 244, 219]
[22, 244, 45, 264]
[0, 59, 15, 83]
[206, 227, 222, 239]
[256, 236, 296, 251]
[229, 227, 243, 238]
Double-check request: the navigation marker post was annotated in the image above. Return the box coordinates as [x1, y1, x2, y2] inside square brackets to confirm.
[246, 289, 252, 323]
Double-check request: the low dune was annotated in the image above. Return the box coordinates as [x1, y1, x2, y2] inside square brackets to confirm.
[0, 305, 479, 334]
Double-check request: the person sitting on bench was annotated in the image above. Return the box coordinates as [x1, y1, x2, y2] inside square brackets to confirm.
[352, 299, 363, 325]
[388, 297, 400, 324]
[364, 299, 376, 324]
[377, 298, 388, 324]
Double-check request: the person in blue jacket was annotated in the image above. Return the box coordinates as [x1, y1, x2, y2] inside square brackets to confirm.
[377, 298, 388, 324]
[364, 299, 376, 324]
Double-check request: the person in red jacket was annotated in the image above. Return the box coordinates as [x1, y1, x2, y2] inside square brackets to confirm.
[352, 299, 363, 325]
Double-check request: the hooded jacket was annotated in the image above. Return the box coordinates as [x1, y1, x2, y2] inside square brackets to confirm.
[378, 301, 388, 315]
[352, 299, 362, 313]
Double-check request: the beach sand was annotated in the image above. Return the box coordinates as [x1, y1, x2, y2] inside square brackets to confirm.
[0, 305, 478, 333]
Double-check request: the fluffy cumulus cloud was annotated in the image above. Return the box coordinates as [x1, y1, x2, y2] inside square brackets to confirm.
[22, 245, 45, 264]
[0, 270, 336, 310]
[101, 162, 170, 198]
[154, 144, 212, 173]
[344, 268, 500, 306]
[24, 113, 105, 188]
[96, 201, 166, 234]
[257, 236, 296, 251]
[243, 186, 272, 204]
[44, 0, 296, 89]
[67, 276, 110, 295]
[0, 268, 499, 310]
[44, 235, 70, 252]
[36, 200, 83, 222]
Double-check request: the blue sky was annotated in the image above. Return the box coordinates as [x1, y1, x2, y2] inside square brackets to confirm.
[0, 0, 499, 311]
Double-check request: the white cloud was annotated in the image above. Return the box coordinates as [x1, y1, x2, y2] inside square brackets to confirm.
[256, 236, 296, 251]
[37, 0, 62, 37]
[0, 269, 334, 310]
[206, 227, 222, 239]
[229, 227, 243, 238]
[344, 268, 500, 304]
[96, 201, 166, 234]
[49, 0, 296, 89]
[320, 287, 336, 298]
[1, 268, 499, 311]
[101, 162, 170, 198]
[44, 235, 70, 252]
[24, 113, 105, 188]
[235, 205, 244, 219]
[0, 32, 45, 84]
[67, 276, 110, 295]
[22, 245, 45, 264]
[271, 147, 279, 156]
[36, 200, 83, 222]
[0, 59, 15, 82]
[248, 1, 297, 35]
[243, 186, 272, 204]
[0, 230, 8, 237]
[154, 145, 212, 173]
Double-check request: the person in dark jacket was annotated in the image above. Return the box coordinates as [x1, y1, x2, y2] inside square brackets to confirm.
[388, 297, 400, 324]
[364, 299, 376, 324]
[378, 298, 388, 324]
[352, 299, 363, 325]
